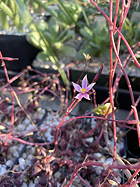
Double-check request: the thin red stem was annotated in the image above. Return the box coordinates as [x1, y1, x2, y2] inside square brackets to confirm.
[109, 0, 117, 159]
[128, 169, 140, 184]
[89, 0, 140, 68]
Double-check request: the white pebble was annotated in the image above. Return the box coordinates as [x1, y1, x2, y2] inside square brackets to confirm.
[28, 181, 35, 187]
[37, 109, 45, 118]
[6, 160, 13, 167]
[26, 125, 34, 131]
[26, 159, 31, 166]
[9, 146, 17, 153]
[0, 165, 7, 175]
[105, 158, 113, 165]
[22, 153, 27, 159]
[95, 167, 103, 175]
[18, 144, 25, 152]
[17, 124, 25, 131]
[45, 129, 53, 142]
[93, 153, 102, 159]
[86, 137, 93, 143]
[27, 154, 33, 160]
[100, 157, 105, 163]
[13, 151, 19, 157]
[91, 119, 96, 127]
[19, 158, 26, 170]
[22, 183, 28, 187]
[23, 119, 30, 125]
[29, 147, 35, 154]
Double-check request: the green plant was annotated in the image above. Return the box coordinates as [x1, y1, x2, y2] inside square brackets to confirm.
[79, 16, 109, 58]
[0, 0, 21, 30]
[1, 0, 140, 83]
[0, 0, 77, 86]
[118, 17, 140, 52]
[48, 0, 82, 28]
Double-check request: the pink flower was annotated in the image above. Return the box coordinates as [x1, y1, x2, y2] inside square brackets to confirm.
[72, 75, 95, 100]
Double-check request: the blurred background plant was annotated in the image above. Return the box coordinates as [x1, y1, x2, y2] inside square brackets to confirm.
[0, 0, 140, 84]
[0, 0, 80, 86]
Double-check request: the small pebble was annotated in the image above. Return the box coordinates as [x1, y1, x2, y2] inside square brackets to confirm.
[54, 171, 61, 179]
[91, 119, 96, 127]
[0, 165, 7, 175]
[22, 153, 27, 159]
[17, 124, 26, 131]
[6, 160, 13, 167]
[86, 137, 93, 143]
[105, 158, 113, 165]
[9, 146, 17, 153]
[22, 183, 28, 187]
[45, 129, 53, 142]
[28, 181, 35, 187]
[13, 151, 19, 158]
[24, 119, 30, 125]
[95, 167, 103, 175]
[93, 153, 102, 159]
[27, 154, 33, 160]
[26, 125, 34, 131]
[19, 158, 26, 170]
[25, 159, 31, 166]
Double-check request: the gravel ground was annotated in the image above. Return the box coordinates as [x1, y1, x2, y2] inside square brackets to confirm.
[0, 67, 139, 186]
[0, 91, 130, 186]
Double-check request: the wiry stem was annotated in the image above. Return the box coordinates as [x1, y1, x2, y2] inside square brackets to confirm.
[90, 0, 140, 68]
[109, 0, 117, 159]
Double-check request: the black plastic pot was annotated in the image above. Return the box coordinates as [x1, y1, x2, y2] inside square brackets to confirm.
[31, 67, 140, 110]
[126, 129, 140, 158]
[0, 35, 40, 71]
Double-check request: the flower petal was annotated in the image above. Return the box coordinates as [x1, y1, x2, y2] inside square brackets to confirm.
[82, 75, 88, 89]
[87, 83, 96, 91]
[83, 93, 90, 100]
[72, 82, 81, 92]
[75, 93, 84, 100]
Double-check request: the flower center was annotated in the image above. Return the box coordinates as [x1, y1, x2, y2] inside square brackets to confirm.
[80, 88, 87, 93]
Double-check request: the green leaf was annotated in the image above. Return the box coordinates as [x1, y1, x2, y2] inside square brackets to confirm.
[93, 103, 116, 116]
[9, 0, 17, 13]
[59, 46, 76, 57]
[37, 20, 48, 31]
[57, 30, 75, 43]
[36, 51, 49, 62]
[80, 26, 93, 39]
[27, 31, 46, 50]
[0, 11, 9, 29]
[134, 23, 140, 41]
[16, 0, 32, 26]
[53, 42, 63, 49]
[0, 2, 13, 18]
[48, 17, 59, 33]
